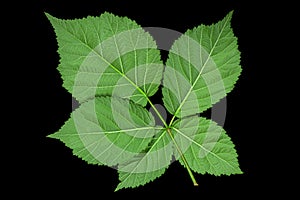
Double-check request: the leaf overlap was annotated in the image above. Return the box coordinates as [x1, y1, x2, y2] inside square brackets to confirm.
[47, 11, 242, 190]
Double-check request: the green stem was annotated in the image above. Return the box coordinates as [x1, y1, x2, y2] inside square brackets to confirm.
[169, 115, 177, 127]
[126, 71, 197, 185]
[89, 37, 197, 185]
[166, 128, 198, 186]
[146, 96, 168, 127]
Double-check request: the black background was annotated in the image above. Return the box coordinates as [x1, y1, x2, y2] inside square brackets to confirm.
[6, 0, 294, 198]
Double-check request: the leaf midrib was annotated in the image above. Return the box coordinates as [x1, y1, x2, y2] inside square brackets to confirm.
[62, 127, 163, 135]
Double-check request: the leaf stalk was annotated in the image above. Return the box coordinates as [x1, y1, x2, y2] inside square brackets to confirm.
[166, 128, 198, 186]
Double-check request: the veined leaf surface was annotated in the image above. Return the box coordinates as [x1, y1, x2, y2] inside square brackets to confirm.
[115, 129, 173, 191]
[48, 96, 163, 166]
[162, 11, 241, 119]
[46, 12, 164, 106]
[47, 11, 243, 191]
[172, 116, 242, 175]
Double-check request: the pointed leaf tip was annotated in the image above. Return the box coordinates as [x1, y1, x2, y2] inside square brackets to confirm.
[44, 12, 54, 20]
[226, 10, 234, 21]
[44, 12, 61, 27]
[46, 132, 58, 139]
[114, 185, 122, 192]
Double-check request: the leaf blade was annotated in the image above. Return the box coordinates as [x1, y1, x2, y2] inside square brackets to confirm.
[162, 11, 242, 119]
[46, 12, 164, 106]
[48, 96, 162, 166]
[172, 116, 242, 175]
[115, 129, 173, 191]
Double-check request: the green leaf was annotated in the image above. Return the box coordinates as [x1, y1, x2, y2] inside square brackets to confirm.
[172, 116, 242, 175]
[48, 96, 163, 166]
[115, 129, 173, 191]
[46, 12, 164, 106]
[162, 11, 241, 119]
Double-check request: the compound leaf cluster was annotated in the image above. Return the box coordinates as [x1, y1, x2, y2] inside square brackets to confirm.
[46, 11, 242, 191]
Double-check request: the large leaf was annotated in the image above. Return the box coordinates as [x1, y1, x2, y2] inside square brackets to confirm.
[172, 116, 242, 175]
[46, 12, 164, 106]
[48, 96, 163, 166]
[162, 11, 241, 119]
[115, 129, 173, 191]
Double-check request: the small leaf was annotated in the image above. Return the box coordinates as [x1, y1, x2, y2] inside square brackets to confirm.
[115, 129, 173, 191]
[48, 96, 163, 166]
[46, 12, 164, 106]
[172, 116, 242, 175]
[162, 11, 241, 118]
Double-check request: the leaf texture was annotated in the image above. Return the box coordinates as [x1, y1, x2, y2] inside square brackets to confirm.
[115, 129, 173, 191]
[47, 11, 243, 191]
[46, 12, 164, 106]
[172, 116, 242, 175]
[162, 11, 241, 118]
[48, 96, 162, 166]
